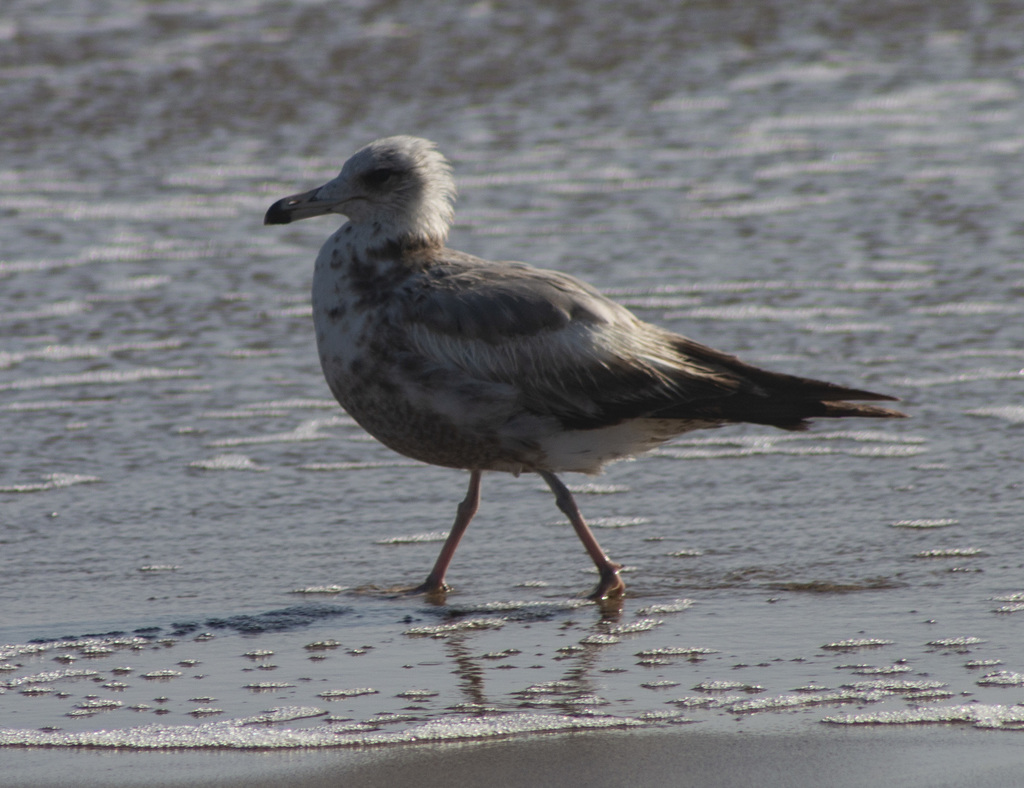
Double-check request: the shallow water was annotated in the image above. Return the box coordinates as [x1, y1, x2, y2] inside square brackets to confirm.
[2, 0, 1024, 764]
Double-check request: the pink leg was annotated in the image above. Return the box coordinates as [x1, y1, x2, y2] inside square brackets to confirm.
[413, 470, 482, 594]
[539, 471, 625, 599]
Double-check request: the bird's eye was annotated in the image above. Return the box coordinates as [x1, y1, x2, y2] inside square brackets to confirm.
[364, 168, 398, 187]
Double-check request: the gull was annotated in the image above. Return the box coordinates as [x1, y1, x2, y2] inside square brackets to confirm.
[264, 136, 905, 599]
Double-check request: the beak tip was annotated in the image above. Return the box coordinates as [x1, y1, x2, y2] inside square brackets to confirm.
[264, 200, 293, 226]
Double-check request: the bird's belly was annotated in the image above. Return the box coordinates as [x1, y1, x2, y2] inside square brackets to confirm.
[337, 376, 520, 471]
[315, 326, 534, 472]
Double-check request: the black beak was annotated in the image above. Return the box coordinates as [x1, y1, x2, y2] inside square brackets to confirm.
[263, 186, 337, 225]
[264, 198, 295, 225]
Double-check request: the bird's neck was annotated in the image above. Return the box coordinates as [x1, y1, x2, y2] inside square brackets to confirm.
[316, 223, 439, 291]
[338, 211, 446, 264]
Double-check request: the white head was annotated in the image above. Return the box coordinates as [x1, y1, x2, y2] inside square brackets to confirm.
[264, 136, 456, 246]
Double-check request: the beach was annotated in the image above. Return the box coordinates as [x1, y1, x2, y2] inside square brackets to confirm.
[8, 727, 1024, 788]
[3, 0, 1023, 784]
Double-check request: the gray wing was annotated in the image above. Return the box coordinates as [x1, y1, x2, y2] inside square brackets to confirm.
[398, 252, 742, 429]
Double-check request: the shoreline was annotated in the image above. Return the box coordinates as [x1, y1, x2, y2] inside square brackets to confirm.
[7, 725, 1023, 788]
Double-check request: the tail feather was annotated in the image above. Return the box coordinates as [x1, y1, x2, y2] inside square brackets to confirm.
[819, 400, 906, 419]
[699, 391, 906, 432]
[666, 335, 907, 430]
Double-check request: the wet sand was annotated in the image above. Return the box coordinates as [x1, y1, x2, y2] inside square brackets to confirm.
[7, 726, 1023, 788]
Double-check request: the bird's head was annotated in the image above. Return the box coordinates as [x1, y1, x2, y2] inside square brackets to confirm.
[264, 135, 456, 246]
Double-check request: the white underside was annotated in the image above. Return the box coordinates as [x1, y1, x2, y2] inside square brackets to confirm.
[525, 417, 713, 475]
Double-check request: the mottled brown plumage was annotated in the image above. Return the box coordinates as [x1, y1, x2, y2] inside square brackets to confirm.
[265, 135, 905, 599]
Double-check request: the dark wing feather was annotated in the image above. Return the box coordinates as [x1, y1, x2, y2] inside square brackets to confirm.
[651, 336, 906, 430]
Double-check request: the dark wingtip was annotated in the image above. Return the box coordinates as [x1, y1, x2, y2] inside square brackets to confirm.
[821, 401, 908, 420]
[263, 199, 293, 226]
